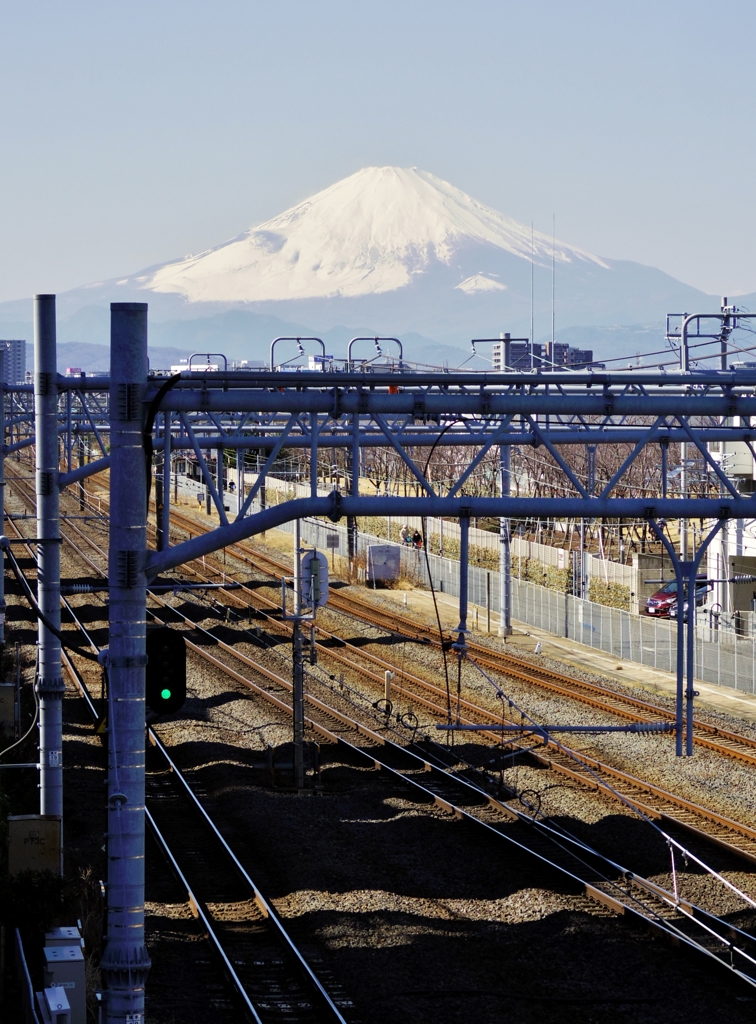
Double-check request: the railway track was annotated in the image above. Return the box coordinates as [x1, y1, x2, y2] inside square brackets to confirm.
[8, 465, 756, 994]
[10, 465, 756, 869]
[159, 502, 756, 766]
[3, 484, 353, 1024]
[56, 557, 756, 997]
[144, 733, 355, 1024]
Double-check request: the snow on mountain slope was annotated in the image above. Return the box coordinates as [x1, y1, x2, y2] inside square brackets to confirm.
[456, 273, 507, 294]
[141, 166, 608, 304]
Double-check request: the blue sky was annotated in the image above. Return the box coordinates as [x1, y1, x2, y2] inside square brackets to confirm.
[1, 0, 754, 302]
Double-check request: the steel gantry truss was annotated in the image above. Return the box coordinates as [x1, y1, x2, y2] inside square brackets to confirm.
[6, 297, 756, 1020]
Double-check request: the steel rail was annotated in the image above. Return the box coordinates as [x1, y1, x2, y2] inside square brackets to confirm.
[11, 467, 756, 840]
[9, 467, 756, 993]
[113, 607, 756, 991]
[144, 732, 352, 1024]
[158, 502, 756, 766]
[42, 478, 756, 881]
[146, 574, 756, 867]
[3, 474, 350, 1024]
[25, 469, 756, 869]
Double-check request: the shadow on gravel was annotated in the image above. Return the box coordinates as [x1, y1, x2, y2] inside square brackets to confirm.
[60, 601, 107, 626]
[331, 634, 426, 649]
[150, 738, 262, 769]
[297, 907, 756, 1024]
[6, 603, 38, 645]
[187, 624, 290, 651]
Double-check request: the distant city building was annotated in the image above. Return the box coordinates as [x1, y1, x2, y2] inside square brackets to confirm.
[491, 341, 542, 371]
[0, 340, 26, 384]
[543, 342, 595, 369]
[308, 354, 334, 371]
[493, 339, 597, 371]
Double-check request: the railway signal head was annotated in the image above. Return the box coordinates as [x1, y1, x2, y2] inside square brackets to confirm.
[301, 549, 329, 609]
[146, 627, 187, 715]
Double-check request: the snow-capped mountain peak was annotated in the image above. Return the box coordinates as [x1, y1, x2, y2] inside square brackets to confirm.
[143, 166, 607, 304]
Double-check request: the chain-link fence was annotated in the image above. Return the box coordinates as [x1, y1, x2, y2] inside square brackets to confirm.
[282, 516, 756, 696]
[169, 469, 756, 696]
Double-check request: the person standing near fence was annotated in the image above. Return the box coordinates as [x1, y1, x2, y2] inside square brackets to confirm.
[400, 523, 411, 545]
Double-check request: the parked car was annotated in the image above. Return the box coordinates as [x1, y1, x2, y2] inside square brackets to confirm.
[669, 581, 713, 621]
[646, 578, 710, 617]
[646, 580, 679, 616]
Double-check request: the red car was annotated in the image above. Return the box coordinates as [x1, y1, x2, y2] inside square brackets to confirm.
[646, 578, 709, 617]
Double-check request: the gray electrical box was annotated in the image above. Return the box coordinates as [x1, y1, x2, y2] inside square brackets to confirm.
[42, 945, 85, 1024]
[367, 545, 400, 582]
[36, 985, 71, 1024]
[45, 926, 83, 949]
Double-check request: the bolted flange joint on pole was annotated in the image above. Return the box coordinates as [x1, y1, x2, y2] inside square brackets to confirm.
[100, 303, 151, 1023]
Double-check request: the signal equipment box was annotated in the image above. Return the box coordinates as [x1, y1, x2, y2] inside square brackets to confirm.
[146, 627, 187, 715]
[367, 545, 400, 582]
[300, 550, 329, 608]
[42, 945, 86, 1024]
[7, 814, 61, 875]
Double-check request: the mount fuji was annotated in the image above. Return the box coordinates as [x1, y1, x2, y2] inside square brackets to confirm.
[0, 166, 737, 367]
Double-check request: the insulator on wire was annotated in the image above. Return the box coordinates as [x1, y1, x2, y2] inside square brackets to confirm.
[628, 722, 675, 734]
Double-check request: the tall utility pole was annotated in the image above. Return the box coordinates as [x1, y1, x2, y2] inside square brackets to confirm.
[347, 412, 359, 564]
[551, 215, 556, 350]
[292, 518, 305, 788]
[0, 348, 6, 647]
[530, 222, 534, 371]
[499, 413, 512, 636]
[101, 303, 151, 1022]
[78, 432, 86, 511]
[162, 412, 171, 545]
[497, 333, 513, 637]
[680, 442, 688, 560]
[34, 295, 64, 826]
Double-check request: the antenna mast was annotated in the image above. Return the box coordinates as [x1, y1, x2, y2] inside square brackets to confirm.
[551, 214, 555, 351]
[530, 222, 534, 369]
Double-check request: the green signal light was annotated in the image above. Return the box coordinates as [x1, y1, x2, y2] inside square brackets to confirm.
[161, 688, 172, 700]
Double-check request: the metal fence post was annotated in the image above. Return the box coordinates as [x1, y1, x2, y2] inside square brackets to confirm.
[101, 302, 151, 1022]
[34, 296, 64, 825]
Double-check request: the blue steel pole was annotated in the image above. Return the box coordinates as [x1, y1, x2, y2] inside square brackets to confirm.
[161, 413, 171, 547]
[0, 348, 6, 646]
[347, 413, 359, 562]
[685, 560, 697, 757]
[498, 443, 512, 637]
[101, 303, 151, 1022]
[34, 296, 65, 824]
[293, 516, 304, 789]
[455, 515, 470, 645]
[674, 561, 686, 757]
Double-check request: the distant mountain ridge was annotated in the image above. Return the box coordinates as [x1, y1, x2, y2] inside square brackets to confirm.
[0, 165, 749, 366]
